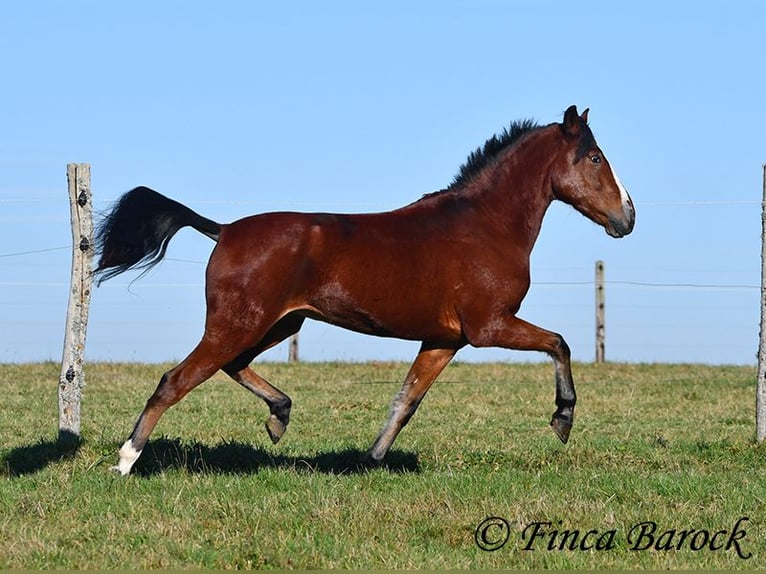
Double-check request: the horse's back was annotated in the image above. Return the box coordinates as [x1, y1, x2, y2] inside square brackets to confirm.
[207, 209, 469, 341]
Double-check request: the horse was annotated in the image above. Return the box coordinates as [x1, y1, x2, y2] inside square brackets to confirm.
[96, 105, 635, 475]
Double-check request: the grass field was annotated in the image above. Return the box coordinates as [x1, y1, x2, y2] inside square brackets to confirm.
[0, 360, 763, 569]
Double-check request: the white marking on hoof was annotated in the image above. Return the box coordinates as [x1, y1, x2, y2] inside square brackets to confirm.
[111, 439, 142, 476]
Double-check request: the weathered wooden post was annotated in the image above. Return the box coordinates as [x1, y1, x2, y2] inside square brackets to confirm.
[595, 260, 605, 364]
[757, 164, 766, 442]
[58, 163, 93, 442]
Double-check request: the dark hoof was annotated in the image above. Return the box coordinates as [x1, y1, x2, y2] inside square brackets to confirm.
[362, 449, 385, 467]
[265, 415, 287, 445]
[550, 416, 572, 444]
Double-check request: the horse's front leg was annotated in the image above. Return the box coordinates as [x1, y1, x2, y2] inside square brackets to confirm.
[466, 314, 576, 443]
[548, 334, 575, 444]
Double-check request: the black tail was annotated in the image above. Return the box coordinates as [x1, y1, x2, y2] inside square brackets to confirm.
[94, 186, 221, 285]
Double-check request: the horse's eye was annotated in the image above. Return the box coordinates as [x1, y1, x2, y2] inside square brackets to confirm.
[590, 154, 602, 164]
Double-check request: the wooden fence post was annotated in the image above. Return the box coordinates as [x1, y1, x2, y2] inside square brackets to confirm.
[288, 334, 299, 362]
[595, 260, 605, 364]
[58, 164, 93, 442]
[757, 164, 766, 442]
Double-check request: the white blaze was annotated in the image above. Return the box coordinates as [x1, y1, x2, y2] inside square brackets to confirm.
[609, 160, 632, 208]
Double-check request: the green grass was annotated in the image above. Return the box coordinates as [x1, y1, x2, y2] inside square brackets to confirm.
[0, 361, 763, 569]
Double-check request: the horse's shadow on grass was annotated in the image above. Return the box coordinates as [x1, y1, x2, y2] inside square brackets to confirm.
[132, 438, 420, 477]
[2, 435, 419, 477]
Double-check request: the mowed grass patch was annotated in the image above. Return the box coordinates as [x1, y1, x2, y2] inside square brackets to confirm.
[0, 361, 763, 569]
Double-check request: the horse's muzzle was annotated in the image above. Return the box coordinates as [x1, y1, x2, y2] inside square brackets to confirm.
[606, 201, 636, 238]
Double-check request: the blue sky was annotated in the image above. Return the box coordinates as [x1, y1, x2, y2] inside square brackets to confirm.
[1, 1, 763, 365]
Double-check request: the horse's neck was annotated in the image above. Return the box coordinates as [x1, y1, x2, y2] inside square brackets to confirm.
[465, 127, 558, 252]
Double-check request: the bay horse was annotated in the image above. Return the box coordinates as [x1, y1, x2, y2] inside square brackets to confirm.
[96, 105, 635, 475]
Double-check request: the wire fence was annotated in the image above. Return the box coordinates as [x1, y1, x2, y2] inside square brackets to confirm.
[0, 195, 760, 364]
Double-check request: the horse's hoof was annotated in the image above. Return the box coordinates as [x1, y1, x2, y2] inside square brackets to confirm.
[362, 450, 384, 467]
[550, 416, 572, 444]
[109, 464, 131, 476]
[265, 415, 287, 444]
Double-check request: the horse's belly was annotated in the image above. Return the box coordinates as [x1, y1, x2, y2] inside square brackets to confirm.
[302, 285, 462, 342]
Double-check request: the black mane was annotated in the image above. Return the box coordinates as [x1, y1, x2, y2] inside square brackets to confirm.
[450, 119, 539, 189]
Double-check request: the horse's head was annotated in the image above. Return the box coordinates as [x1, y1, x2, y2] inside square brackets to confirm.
[551, 105, 635, 238]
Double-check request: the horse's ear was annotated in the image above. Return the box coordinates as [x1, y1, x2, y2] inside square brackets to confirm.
[563, 105, 580, 135]
[581, 108, 590, 123]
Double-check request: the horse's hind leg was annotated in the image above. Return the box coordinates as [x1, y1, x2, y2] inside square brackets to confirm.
[222, 314, 305, 444]
[227, 368, 292, 444]
[113, 337, 230, 476]
[367, 342, 460, 462]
